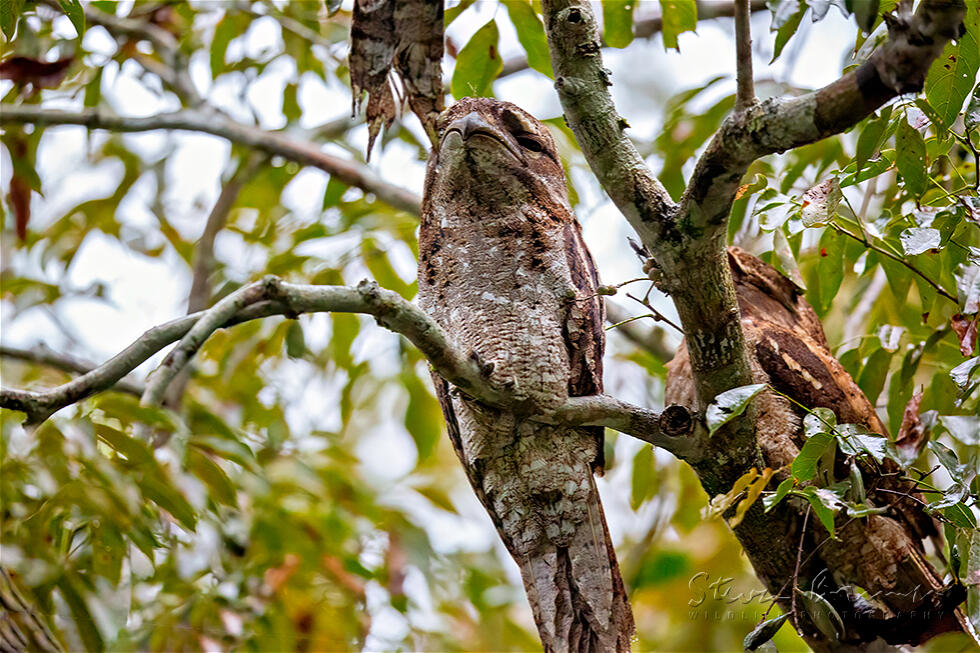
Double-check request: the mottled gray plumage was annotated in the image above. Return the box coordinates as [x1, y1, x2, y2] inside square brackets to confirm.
[418, 97, 633, 652]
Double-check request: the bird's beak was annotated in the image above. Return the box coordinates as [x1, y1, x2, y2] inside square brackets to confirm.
[444, 112, 524, 163]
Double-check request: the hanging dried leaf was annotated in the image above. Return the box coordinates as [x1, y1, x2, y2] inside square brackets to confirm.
[0, 56, 73, 89]
[951, 313, 978, 357]
[350, 0, 444, 157]
[895, 388, 930, 464]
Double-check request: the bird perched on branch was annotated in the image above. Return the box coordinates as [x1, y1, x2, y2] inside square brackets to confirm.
[667, 247, 970, 648]
[418, 97, 633, 652]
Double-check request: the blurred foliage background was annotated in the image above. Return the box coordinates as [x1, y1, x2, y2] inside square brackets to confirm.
[0, 1, 977, 651]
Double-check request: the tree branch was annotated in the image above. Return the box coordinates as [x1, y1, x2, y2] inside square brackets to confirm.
[541, 1, 677, 249]
[0, 345, 145, 397]
[0, 105, 422, 215]
[734, 0, 755, 112]
[0, 279, 698, 457]
[681, 0, 965, 234]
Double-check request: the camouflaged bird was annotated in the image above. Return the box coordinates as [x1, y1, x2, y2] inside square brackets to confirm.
[418, 98, 634, 652]
[667, 248, 971, 648]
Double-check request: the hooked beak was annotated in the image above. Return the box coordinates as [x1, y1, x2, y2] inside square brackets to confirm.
[443, 112, 524, 163]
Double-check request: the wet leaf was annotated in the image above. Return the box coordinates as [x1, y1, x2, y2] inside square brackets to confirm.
[771, 1, 806, 62]
[939, 415, 980, 446]
[800, 178, 841, 227]
[966, 81, 980, 133]
[899, 227, 941, 256]
[894, 389, 929, 463]
[743, 612, 789, 650]
[706, 384, 766, 436]
[800, 487, 844, 538]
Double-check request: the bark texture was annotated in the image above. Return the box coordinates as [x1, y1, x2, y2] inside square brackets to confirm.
[418, 98, 633, 652]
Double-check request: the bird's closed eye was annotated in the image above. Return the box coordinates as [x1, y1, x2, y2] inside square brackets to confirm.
[516, 135, 544, 153]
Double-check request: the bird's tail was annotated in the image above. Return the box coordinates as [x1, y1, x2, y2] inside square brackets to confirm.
[515, 474, 634, 653]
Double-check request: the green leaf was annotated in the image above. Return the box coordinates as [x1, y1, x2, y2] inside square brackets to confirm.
[857, 347, 893, 407]
[504, 1, 553, 77]
[630, 444, 656, 510]
[855, 109, 889, 175]
[285, 320, 306, 358]
[771, 2, 805, 62]
[450, 20, 502, 99]
[187, 449, 237, 506]
[402, 368, 441, 462]
[57, 575, 105, 652]
[445, 0, 476, 25]
[895, 118, 927, 198]
[139, 475, 198, 531]
[764, 477, 794, 512]
[84, 68, 103, 108]
[282, 82, 301, 122]
[660, 0, 697, 51]
[796, 588, 844, 639]
[814, 226, 845, 313]
[56, 0, 85, 37]
[924, 24, 980, 129]
[943, 503, 978, 529]
[210, 14, 238, 77]
[0, 0, 24, 40]
[793, 432, 834, 481]
[846, 0, 879, 33]
[705, 384, 766, 436]
[743, 613, 790, 651]
[801, 487, 844, 538]
[604, 0, 636, 49]
[772, 226, 806, 290]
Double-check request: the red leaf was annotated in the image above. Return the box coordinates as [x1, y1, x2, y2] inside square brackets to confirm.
[8, 174, 30, 241]
[0, 56, 73, 88]
[951, 313, 978, 357]
[895, 388, 926, 460]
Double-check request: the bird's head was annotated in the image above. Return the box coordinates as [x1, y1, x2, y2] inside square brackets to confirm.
[425, 97, 567, 208]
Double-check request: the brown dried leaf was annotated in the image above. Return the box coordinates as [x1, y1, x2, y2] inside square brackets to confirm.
[895, 388, 926, 460]
[951, 313, 978, 356]
[9, 173, 30, 241]
[350, 0, 444, 157]
[0, 56, 73, 88]
[263, 552, 300, 593]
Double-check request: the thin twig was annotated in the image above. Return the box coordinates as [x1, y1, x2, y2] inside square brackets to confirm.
[734, 0, 755, 111]
[624, 292, 684, 334]
[830, 223, 958, 303]
[791, 505, 811, 633]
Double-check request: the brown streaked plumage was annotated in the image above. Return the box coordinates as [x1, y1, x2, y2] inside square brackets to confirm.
[666, 247, 968, 647]
[418, 98, 633, 652]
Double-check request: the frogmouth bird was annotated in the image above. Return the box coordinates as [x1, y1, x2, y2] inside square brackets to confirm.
[667, 248, 970, 648]
[418, 97, 633, 652]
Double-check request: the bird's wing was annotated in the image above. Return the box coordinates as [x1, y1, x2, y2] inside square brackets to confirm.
[562, 220, 606, 471]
